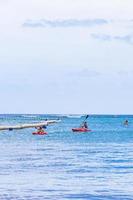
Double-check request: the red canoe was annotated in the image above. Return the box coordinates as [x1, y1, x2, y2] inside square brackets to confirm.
[32, 131, 47, 135]
[72, 128, 91, 132]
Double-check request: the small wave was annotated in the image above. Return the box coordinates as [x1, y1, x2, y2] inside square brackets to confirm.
[21, 115, 38, 118]
[66, 115, 83, 119]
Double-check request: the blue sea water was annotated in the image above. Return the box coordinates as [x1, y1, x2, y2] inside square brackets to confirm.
[0, 114, 133, 200]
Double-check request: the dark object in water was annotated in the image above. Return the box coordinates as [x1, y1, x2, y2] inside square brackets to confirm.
[9, 128, 13, 131]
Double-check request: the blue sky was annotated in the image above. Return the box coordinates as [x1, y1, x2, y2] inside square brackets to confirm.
[0, 0, 133, 114]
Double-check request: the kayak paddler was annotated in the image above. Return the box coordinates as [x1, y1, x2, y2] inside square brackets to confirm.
[36, 126, 45, 134]
[81, 121, 88, 129]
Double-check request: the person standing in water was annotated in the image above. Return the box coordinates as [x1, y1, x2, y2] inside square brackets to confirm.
[124, 120, 129, 126]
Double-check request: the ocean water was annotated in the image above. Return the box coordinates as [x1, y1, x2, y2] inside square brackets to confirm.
[0, 114, 133, 200]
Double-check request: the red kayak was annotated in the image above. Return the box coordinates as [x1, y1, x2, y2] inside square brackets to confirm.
[32, 131, 47, 135]
[72, 128, 91, 132]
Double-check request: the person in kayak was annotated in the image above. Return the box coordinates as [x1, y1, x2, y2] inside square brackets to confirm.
[82, 121, 88, 129]
[36, 126, 45, 134]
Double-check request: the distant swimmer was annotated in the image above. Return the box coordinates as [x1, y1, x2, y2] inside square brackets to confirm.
[124, 120, 129, 126]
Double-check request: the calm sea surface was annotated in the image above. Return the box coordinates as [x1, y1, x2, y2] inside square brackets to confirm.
[0, 114, 133, 200]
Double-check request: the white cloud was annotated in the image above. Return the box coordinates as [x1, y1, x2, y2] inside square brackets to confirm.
[23, 19, 108, 28]
[91, 33, 133, 44]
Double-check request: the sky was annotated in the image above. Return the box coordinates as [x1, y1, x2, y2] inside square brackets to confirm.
[0, 0, 133, 114]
